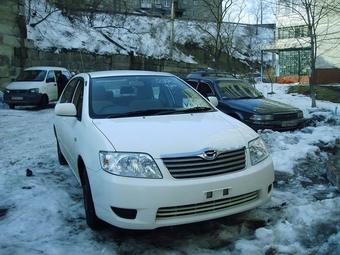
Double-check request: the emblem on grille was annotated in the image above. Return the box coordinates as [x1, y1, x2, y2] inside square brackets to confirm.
[202, 150, 218, 160]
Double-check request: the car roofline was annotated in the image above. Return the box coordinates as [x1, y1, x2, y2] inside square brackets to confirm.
[88, 70, 174, 78]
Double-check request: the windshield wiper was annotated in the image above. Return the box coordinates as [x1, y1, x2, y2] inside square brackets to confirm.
[106, 109, 180, 118]
[105, 107, 212, 118]
[180, 107, 212, 113]
[237, 96, 254, 99]
[155, 107, 212, 115]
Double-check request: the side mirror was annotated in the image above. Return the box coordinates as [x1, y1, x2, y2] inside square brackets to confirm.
[208, 96, 218, 107]
[55, 103, 77, 116]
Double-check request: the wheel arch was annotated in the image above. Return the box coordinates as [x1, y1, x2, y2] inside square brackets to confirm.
[78, 156, 86, 186]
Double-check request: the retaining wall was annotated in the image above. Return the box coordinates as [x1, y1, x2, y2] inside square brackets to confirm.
[0, 0, 203, 90]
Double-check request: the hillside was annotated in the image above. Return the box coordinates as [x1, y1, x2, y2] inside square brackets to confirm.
[26, 0, 274, 73]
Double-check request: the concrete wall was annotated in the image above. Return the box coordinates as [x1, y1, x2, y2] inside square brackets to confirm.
[0, 0, 204, 91]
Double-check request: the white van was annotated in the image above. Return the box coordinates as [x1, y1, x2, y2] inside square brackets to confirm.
[3, 66, 70, 109]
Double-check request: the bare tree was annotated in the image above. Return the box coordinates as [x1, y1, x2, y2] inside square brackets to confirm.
[246, 0, 276, 25]
[220, 0, 247, 72]
[26, 0, 61, 27]
[277, 0, 340, 107]
[196, 0, 236, 69]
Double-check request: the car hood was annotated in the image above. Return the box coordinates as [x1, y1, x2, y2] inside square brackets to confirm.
[6, 81, 44, 89]
[92, 112, 257, 158]
[219, 97, 300, 114]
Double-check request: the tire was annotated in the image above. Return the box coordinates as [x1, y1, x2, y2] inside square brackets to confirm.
[82, 169, 102, 230]
[40, 94, 49, 109]
[9, 104, 15, 109]
[57, 140, 67, 165]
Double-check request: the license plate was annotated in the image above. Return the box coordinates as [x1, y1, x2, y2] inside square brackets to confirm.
[12, 97, 23, 100]
[282, 120, 298, 127]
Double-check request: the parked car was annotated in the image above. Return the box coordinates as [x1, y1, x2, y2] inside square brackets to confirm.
[184, 75, 305, 131]
[53, 70, 274, 230]
[186, 69, 235, 79]
[245, 72, 268, 83]
[3, 66, 70, 109]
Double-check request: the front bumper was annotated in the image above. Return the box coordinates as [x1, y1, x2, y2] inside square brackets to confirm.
[3, 93, 42, 106]
[87, 156, 274, 230]
[245, 118, 306, 132]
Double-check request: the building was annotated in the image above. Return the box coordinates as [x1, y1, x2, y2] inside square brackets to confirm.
[53, 0, 220, 22]
[262, 0, 340, 84]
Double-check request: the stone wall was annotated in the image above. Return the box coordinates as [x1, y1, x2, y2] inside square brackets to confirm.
[0, 0, 28, 89]
[0, 0, 204, 91]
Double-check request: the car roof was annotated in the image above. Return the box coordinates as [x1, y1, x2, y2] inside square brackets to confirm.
[24, 66, 69, 71]
[88, 70, 174, 78]
[186, 76, 244, 82]
[186, 69, 235, 78]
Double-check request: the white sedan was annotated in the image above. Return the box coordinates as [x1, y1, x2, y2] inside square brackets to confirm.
[53, 70, 274, 230]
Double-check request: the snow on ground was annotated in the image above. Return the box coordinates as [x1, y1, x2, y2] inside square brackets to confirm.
[0, 83, 340, 255]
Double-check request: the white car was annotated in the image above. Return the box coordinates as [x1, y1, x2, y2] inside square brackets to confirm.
[4, 66, 70, 109]
[53, 70, 274, 230]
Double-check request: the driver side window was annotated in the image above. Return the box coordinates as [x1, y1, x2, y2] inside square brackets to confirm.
[46, 71, 55, 83]
[196, 83, 214, 98]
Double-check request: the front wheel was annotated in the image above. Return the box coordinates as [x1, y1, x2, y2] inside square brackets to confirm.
[82, 169, 103, 230]
[8, 104, 15, 109]
[40, 94, 49, 109]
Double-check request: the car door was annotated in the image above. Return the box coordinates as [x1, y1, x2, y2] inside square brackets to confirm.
[46, 70, 58, 101]
[56, 78, 84, 171]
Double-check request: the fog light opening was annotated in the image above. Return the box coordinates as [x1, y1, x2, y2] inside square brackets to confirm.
[111, 207, 137, 219]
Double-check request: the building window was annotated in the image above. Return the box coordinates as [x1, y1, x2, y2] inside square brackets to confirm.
[277, 0, 303, 15]
[164, 0, 170, 7]
[204, 11, 209, 18]
[183, 0, 188, 5]
[278, 26, 309, 39]
[279, 50, 311, 76]
[193, 0, 198, 6]
[193, 11, 198, 16]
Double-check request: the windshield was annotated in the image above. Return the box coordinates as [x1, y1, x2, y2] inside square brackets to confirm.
[89, 75, 215, 119]
[15, 70, 47, 82]
[216, 80, 263, 99]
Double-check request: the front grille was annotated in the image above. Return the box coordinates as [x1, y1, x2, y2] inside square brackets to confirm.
[162, 147, 246, 179]
[273, 112, 298, 120]
[156, 190, 258, 219]
[8, 89, 28, 93]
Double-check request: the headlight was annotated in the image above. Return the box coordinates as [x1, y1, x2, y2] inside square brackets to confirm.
[5, 89, 10, 93]
[297, 111, 304, 118]
[250, 114, 274, 121]
[29, 88, 39, 93]
[248, 137, 269, 165]
[99, 151, 162, 179]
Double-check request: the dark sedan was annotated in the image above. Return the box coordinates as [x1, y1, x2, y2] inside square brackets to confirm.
[185, 76, 305, 131]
